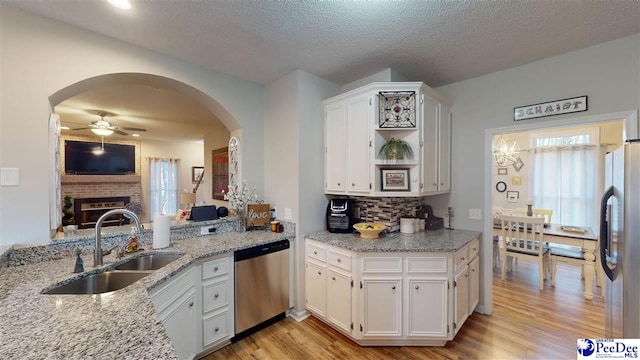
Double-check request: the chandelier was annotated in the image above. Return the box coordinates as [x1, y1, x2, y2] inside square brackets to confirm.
[493, 137, 520, 167]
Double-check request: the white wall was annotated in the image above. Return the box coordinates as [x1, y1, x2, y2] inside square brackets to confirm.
[139, 139, 204, 222]
[264, 69, 340, 316]
[0, 6, 264, 245]
[436, 34, 639, 314]
[341, 68, 408, 92]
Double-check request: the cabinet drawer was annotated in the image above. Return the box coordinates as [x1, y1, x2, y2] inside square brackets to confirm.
[454, 246, 470, 272]
[202, 310, 229, 347]
[328, 250, 352, 271]
[202, 257, 229, 280]
[202, 278, 229, 313]
[362, 257, 403, 273]
[306, 242, 327, 263]
[150, 267, 196, 314]
[406, 257, 447, 273]
[468, 238, 480, 260]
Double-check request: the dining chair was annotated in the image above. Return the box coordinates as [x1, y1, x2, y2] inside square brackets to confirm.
[499, 214, 550, 290]
[515, 208, 553, 225]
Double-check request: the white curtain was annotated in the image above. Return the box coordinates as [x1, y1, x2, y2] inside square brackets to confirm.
[149, 157, 179, 217]
[531, 145, 598, 228]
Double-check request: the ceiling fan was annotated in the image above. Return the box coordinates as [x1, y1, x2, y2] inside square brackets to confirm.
[70, 111, 147, 136]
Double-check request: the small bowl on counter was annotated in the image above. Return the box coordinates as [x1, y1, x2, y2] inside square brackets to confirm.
[353, 222, 386, 239]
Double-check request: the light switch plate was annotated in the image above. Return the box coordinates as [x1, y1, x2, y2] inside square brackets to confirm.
[0, 168, 19, 186]
[284, 208, 292, 220]
[469, 208, 482, 220]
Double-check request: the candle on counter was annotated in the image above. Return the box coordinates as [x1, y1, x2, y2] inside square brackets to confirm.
[526, 198, 533, 205]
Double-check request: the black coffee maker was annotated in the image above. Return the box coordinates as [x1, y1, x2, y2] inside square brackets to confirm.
[326, 199, 356, 233]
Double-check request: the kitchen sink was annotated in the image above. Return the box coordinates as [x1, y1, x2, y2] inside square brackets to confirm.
[113, 253, 183, 271]
[44, 271, 150, 295]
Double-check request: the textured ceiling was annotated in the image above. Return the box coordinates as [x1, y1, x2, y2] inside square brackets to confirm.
[2, 0, 639, 140]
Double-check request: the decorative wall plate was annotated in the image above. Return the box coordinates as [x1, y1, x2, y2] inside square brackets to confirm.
[379, 91, 416, 128]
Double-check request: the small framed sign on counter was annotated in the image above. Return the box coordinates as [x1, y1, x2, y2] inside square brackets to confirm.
[247, 204, 270, 227]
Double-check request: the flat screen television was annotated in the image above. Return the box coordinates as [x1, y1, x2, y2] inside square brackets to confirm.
[65, 140, 136, 175]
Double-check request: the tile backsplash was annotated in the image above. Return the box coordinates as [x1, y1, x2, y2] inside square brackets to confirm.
[351, 196, 422, 233]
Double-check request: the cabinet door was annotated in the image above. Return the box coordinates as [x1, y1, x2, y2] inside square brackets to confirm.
[346, 94, 371, 194]
[362, 279, 402, 337]
[305, 261, 327, 317]
[407, 278, 448, 338]
[327, 269, 352, 334]
[454, 266, 469, 334]
[161, 290, 197, 360]
[325, 101, 347, 193]
[438, 103, 451, 192]
[420, 95, 439, 194]
[469, 256, 480, 313]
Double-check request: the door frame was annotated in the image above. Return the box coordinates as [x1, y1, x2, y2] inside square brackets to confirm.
[481, 110, 638, 314]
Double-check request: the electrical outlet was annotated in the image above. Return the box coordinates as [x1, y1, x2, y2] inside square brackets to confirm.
[469, 208, 482, 220]
[200, 225, 215, 235]
[284, 208, 292, 220]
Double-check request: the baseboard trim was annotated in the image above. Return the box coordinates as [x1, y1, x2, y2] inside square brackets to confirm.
[287, 309, 309, 322]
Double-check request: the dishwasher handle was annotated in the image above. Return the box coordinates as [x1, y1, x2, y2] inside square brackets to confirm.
[234, 239, 290, 262]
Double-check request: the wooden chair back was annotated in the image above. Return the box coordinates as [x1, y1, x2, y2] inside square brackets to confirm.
[500, 214, 546, 256]
[514, 208, 553, 224]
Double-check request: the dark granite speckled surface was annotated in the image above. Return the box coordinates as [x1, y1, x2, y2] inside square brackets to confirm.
[0, 229, 294, 360]
[306, 228, 481, 252]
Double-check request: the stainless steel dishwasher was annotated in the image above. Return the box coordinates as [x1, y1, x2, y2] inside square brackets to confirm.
[233, 239, 290, 340]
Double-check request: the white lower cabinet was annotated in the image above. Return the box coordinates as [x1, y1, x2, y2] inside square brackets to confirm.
[326, 269, 352, 333]
[305, 236, 480, 346]
[305, 241, 354, 337]
[407, 278, 448, 338]
[361, 278, 402, 338]
[149, 254, 233, 360]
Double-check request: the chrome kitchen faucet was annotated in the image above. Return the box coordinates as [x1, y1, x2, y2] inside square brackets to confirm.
[94, 209, 143, 267]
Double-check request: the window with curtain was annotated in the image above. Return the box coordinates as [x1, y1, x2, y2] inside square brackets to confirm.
[149, 157, 179, 217]
[530, 128, 600, 228]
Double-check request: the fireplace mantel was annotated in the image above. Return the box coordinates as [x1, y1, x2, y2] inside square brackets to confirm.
[61, 175, 141, 184]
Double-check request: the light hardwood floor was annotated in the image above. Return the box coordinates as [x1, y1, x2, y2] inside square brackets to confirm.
[204, 259, 605, 360]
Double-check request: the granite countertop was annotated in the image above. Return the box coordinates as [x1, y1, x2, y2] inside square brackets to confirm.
[306, 228, 481, 252]
[0, 230, 292, 360]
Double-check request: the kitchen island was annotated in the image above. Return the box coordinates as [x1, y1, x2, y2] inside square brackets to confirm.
[0, 228, 292, 360]
[305, 228, 481, 346]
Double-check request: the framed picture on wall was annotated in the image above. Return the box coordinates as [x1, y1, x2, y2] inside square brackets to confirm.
[192, 166, 204, 183]
[380, 167, 410, 191]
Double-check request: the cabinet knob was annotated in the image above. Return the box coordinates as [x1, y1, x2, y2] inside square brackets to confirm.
[332, 277, 336, 281]
[313, 251, 318, 255]
[473, 248, 477, 251]
[433, 183, 437, 186]
[441, 182, 444, 186]
[189, 302, 194, 308]
[318, 271, 322, 275]
[461, 257, 465, 261]
[392, 286, 396, 290]
[214, 293, 219, 299]
[415, 285, 420, 290]
[214, 266, 219, 272]
[214, 327, 220, 332]
[352, 183, 355, 187]
[337, 182, 341, 186]
[337, 258, 341, 263]
[472, 269, 475, 272]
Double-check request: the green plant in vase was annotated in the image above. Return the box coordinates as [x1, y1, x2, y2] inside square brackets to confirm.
[62, 196, 75, 226]
[378, 138, 414, 162]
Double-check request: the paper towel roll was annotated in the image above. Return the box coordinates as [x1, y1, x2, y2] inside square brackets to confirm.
[153, 214, 171, 249]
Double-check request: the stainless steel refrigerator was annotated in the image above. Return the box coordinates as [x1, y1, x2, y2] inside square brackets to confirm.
[600, 140, 640, 338]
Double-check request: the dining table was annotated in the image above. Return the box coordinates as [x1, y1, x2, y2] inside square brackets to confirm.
[493, 221, 600, 300]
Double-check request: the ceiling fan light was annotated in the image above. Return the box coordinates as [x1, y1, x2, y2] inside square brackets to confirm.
[91, 128, 114, 136]
[107, 0, 131, 10]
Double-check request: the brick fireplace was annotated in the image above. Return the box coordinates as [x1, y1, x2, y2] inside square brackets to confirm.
[61, 174, 142, 228]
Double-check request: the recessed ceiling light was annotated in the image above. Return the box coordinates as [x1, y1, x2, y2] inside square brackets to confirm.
[107, 0, 131, 10]
[132, 134, 140, 137]
[60, 126, 70, 130]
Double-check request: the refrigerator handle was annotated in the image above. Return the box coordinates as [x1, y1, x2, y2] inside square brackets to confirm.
[600, 185, 614, 281]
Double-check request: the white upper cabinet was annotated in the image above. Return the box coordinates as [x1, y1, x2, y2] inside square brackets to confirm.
[324, 82, 450, 197]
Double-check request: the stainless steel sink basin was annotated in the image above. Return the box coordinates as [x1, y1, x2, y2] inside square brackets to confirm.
[44, 271, 150, 295]
[114, 253, 183, 271]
